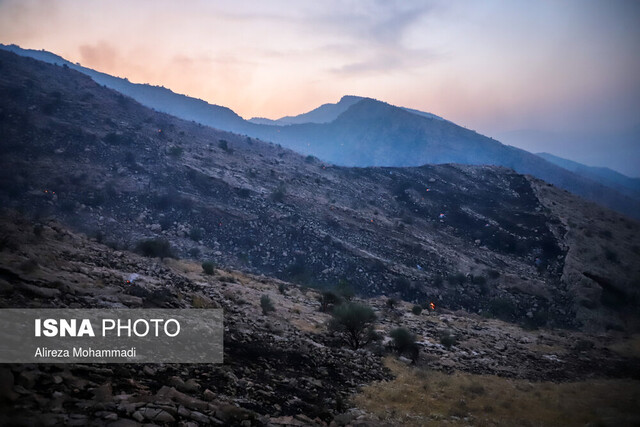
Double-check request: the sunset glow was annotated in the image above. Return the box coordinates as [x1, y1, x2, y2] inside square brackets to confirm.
[1, 0, 638, 175]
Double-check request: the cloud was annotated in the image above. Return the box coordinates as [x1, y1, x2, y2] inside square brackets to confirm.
[331, 48, 438, 75]
[78, 41, 119, 71]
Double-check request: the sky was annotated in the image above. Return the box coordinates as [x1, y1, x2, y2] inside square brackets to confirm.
[1, 0, 639, 176]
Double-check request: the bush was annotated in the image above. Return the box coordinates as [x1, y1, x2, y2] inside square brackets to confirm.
[319, 290, 342, 312]
[329, 302, 377, 349]
[390, 327, 418, 357]
[336, 279, 355, 301]
[386, 297, 397, 309]
[440, 330, 457, 349]
[487, 297, 518, 322]
[260, 294, 275, 315]
[218, 139, 229, 151]
[189, 227, 203, 241]
[201, 261, 215, 275]
[412, 305, 423, 315]
[136, 238, 174, 259]
[270, 185, 286, 203]
[278, 283, 287, 295]
[168, 146, 183, 157]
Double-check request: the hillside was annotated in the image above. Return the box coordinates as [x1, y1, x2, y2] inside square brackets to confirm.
[1, 49, 639, 333]
[3, 44, 639, 220]
[537, 152, 640, 199]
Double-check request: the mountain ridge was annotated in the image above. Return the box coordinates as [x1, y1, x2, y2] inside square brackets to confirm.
[2, 43, 639, 219]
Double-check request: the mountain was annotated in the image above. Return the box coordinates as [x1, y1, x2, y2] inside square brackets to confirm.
[537, 152, 640, 199]
[244, 98, 640, 219]
[2, 40, 640, 427]
[249, 95, 364, 125]
[3, 44, 639, 220]
[0, 43, 248, 133]
[1, 48, 639, 334]
[249, 96, 446, 126]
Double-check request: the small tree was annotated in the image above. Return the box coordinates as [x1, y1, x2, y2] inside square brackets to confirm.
[136, 238, 174, 259]
[329, 303, 377, 350]
[336, 279, 355, 301]
[318, 290, 342, 312]
[260, 295, 275, 315]
[412, 305, 423, 315]
[390, 327, 419, 361]
[440, 330, 457, 349]
[201, 261, 215, 275]
[386, 297, 398, 309]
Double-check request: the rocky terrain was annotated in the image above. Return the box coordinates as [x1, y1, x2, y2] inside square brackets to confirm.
[0, 212, 638, 426]
[0, 47, 640, 426]
[1, 50, 639, 333]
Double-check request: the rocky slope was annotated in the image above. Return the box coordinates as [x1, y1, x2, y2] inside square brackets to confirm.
[1, 49, 639, 333]
[1, 212, 638, 426]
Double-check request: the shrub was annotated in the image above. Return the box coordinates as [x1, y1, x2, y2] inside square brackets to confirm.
[278, 283, 287, 295]
[390, 327, 418, 357]
[329, 302, 377, 349]
[188, 247, 201, 258]
[336, 279, 355, 301]
[189, 227, 203, 241]
[386, 297, 397, 309]
[201, 261, 215, 275]
[412, 305, 423, 315]
[168, 146, 183, 157]
[218, 139, 229, 151]
[603, 247, 619, 263]
[305, 155, 316, 163]
[319, 290, 342, 312]
[440, 330, 457, 349]
[136, 238, 174, 259]
[260, 294, 275, 315]
[270, 185, 286, 202]
[487, 297, 518, 322]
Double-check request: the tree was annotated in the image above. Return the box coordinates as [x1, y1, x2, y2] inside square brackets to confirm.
[336, 279, 355, 301]
[201, 261, 215, 275]
[390, 327, 419, 361]
[329, 303, 377, 350]
[318, 290, 342, 312]
[136, 238, 174, 259]
[260, 295, 275, 315]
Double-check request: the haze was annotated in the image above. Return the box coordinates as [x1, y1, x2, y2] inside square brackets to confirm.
[1, 0, 638, 176]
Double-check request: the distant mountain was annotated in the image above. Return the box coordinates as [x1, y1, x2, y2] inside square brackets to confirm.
[244, 98, 640, 219]
[537, 152, 640, 199]
[249, 95, 445, 125]
[249, 95, 363, 125]
[3, 43, 639, 219]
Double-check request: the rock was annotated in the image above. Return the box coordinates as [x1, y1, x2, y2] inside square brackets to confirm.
[21, 284, 60, 298]
[202, 389, 216, 402]
[0, 367, 18, 402]
[131, 411, 144, 422]
[189, 411, 210, 423]
[106, 419, 140, 427]
[182, 379, 201, 393]
[138, 407, 175, 423]
[494, 341, 507, 351]
[92, 383, 113, 402]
